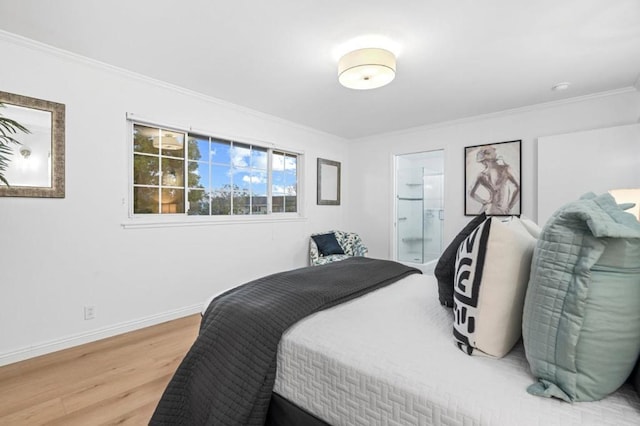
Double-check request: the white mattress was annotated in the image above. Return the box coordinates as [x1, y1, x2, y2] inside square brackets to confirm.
[273, 274, 640, 426]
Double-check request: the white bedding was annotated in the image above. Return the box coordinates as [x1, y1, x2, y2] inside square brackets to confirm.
[273, 273, 640, 426]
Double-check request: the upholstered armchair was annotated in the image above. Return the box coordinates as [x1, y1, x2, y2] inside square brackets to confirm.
[309, 230, 368, 266]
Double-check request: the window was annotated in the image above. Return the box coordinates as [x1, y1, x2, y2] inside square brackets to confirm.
[272, 151, 298, 213]
[133, 125, 186, 214]
[131, 123, 299, 217]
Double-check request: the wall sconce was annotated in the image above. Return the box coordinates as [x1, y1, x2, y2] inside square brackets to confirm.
[338, 48, 396, 90]
[609, 188, 640, 220]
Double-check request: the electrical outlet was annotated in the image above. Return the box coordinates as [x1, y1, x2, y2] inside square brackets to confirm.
[84, 306, 96, 320]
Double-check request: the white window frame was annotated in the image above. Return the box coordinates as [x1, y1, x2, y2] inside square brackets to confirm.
[123, 115, 305, 229]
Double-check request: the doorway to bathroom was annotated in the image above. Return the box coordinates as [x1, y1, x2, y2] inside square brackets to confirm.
[394, 150, 444, 271]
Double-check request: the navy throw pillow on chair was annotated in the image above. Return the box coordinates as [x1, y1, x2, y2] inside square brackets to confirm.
[312, 233, 345, 257]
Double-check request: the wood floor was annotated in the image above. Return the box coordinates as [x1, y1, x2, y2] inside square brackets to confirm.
[0, 314, 200, 425]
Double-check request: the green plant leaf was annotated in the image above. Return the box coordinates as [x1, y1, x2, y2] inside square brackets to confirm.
[0, 103, 30, 186]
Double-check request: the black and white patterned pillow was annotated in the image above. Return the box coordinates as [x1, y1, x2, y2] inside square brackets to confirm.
[453, 218, 492, 355]
[434, 213, 486, 307]
[453, 217, 537, 358]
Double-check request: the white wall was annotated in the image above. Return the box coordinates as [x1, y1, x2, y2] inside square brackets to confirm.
[538, 123, 640, 225]
[346, 89, 640, 260]
[0, 33, 349, 365]
[2, 30, 639, 366]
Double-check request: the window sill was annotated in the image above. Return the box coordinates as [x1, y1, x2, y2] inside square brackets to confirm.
[122, 213, 307, 229]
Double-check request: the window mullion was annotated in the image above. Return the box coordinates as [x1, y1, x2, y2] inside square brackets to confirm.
[267, 148, 273, 214]
[249, 145, 253, 215]
[157, 128, 163, 214]
[208, 137, 213, 216]
[185, 132, 189, 214]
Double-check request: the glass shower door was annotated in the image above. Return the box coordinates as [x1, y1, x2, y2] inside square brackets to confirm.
[395, 150, 444, 265]
[396, 166, 424, 263]
[423, 172, 444, 262]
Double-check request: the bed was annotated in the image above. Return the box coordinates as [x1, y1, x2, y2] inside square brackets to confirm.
[150, 193, 640, 425]
[272, 273, 640, 425]
[151, 259, 639, 425]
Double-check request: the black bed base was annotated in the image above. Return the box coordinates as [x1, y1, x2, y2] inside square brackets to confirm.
[266, 393, 330, 426]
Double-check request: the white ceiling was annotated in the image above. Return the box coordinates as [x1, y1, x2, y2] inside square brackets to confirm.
[0, 0, 639, 139]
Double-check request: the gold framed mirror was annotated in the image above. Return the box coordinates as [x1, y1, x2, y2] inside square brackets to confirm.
[0, 91, 65, 198]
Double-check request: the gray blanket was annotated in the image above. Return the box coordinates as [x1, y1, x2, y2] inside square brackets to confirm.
[149, 257, 420, 425]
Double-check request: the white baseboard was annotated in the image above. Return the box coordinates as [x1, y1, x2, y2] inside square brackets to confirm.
[0, 304, 203, 367]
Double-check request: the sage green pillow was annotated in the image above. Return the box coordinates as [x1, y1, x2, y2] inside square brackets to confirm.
[522, 192, 640, 402]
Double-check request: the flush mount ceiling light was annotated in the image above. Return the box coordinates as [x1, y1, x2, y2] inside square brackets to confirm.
[152, 132, 184, 150]
[338, 48, 396, 90]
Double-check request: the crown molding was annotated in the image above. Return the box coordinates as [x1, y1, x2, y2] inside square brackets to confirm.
[0, 29, 346, 142]
[351, 87, 639, 142]
[2, 29, 636, 143]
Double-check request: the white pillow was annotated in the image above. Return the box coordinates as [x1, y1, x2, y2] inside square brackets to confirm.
[453, 217, 536, 358]
[519, 215, 542, 239]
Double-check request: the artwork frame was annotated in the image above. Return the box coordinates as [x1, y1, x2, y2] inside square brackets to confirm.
[464, 139, 521, 216]
[0, 90, 65, 198]
[317, 158, 341, 205]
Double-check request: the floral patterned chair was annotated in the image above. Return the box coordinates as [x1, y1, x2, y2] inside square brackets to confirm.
[309, 230, 368, 266]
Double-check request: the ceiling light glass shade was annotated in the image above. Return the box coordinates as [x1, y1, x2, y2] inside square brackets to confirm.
[338, 48, 396, 90]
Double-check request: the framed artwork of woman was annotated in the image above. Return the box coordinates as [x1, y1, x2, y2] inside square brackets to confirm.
[464, 140, 521, 216]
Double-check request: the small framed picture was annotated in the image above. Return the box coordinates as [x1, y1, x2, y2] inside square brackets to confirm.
[317, 158, 341, 205]
[464, 140, 521, 216]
